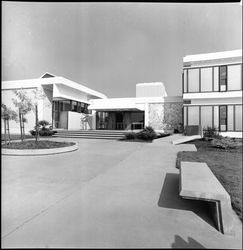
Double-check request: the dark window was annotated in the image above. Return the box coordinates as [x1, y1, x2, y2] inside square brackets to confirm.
[219, 105, 227, 131]
[71, 101, 78, 112]
[183, 100, 191, 104]
[219, 66, 227, 91]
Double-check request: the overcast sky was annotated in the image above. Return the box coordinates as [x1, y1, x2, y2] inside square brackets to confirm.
[2, 2, 242, 97]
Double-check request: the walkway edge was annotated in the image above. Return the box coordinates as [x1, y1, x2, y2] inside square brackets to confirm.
[2, 142, 78, 156]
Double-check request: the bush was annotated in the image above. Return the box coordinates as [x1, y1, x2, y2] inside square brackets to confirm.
[136, 126, 157, 141]
[29, 130, 57, 137]
[124, 132, 137, 140]
[36, 120, 52, 130]
[211, 138, 237, 149]
[203, 126, 221, 139]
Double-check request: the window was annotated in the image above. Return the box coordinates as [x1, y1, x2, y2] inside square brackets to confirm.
[183, 100, 191, 104]
[183, 107, 187, 126]
[235, 105, 242, 131]
[201, 106, 213, 129]
[227, 64, 242, 91]
[213, 106, 219, 130]
[201, 67, 213, 92]
[188, 106, 199, 125]
[188, 69, 200, 93]
[183, 70, 187, 93]
[213, 67, 219, 91]
[71, 101, 78, 112]
[62, 100, 71, 111]
[219, 105, 227, 131]
[219, 66, 227, 91]
[227, 106, 234, 131]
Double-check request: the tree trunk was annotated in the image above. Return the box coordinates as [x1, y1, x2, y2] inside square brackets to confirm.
[19, 108, 23, 142]
[35, 105, 39, 142]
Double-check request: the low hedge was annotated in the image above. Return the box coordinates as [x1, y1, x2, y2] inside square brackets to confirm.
[29, 130, 57, 136]
[124, 126, 157, 141]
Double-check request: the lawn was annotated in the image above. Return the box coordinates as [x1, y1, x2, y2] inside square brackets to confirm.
[2, 140, 75, 149]
[1, 134, 34, 141]
[177, 139, 242, 221]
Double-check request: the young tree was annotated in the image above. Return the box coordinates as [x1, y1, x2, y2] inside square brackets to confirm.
[1, 104, 18, 144]
[10, 88, 48, 142]
[12, 89, 34, 141]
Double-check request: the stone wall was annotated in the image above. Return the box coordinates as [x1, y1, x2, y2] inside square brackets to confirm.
[148, 102, 183, 131]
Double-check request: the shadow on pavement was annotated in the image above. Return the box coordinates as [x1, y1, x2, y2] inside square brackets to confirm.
[171, 235, 205, 249]
[158, 173, 216, 229]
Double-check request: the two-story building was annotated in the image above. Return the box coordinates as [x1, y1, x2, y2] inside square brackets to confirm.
[182, 50, 242, 138]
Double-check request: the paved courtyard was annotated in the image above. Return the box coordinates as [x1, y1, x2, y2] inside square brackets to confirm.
[1, 135, 242, 248]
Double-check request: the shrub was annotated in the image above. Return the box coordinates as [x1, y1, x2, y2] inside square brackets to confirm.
[29, 130, 57, 137]
[203, 126, 221, 139]
[37, 120, 52, 130]
[211, 138, 237, 149]
[124, 132, 137, 140]
[136, 126, 157, 141]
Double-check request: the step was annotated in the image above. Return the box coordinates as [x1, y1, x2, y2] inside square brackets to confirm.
[53, 134, 123, 138]
[54, 131, 124, 135]
[55, 131, 125, 135]
[55, 133, 123, 136]
[53, 135, 123, 140]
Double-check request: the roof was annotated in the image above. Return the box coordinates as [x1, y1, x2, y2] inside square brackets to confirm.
[183, 49, 242, 62]
[2, 74, 107, 100]
[40, 72, 56, 78]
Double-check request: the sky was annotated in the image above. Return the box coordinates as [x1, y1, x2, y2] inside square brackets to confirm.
[2, 2, 242, 98]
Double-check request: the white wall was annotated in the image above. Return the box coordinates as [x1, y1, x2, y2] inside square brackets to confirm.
[189, 97, 242, 105]
[67, 112, 93, 130]
[2, 88, 37, 134]
[136, 82, 167, 98]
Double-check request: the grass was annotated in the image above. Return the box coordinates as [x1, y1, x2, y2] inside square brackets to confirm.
[177, 138, 242, 220]
[1, 134, 34, 141]
[2, 140, 75, 149]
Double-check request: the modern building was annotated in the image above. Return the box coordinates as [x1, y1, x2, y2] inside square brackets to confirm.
[89, 82, 182, 131]
[1, 73, 106, 133]
[2, 49, 242, 137]
[182, 49, 242, 137]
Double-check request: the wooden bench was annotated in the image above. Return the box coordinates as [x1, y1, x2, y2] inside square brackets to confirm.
[179, 161, 234, 235]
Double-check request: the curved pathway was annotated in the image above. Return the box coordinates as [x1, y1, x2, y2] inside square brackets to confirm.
[1, 135, 242, 248]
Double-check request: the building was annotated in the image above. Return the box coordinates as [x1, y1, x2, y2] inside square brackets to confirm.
[182, 49, 242, 137]
[2, 74, 182, 133]
[1, 73, 106, 133]
[2, 49, 242, 137]
[88, 82, 182, 131]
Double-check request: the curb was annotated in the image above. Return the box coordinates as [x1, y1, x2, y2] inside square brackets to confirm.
[2, 142, 78, 156]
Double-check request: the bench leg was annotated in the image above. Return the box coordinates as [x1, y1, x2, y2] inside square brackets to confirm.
[218, 200, 235, 235]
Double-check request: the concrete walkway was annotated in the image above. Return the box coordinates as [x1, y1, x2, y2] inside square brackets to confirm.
[1, 135, 242, 248]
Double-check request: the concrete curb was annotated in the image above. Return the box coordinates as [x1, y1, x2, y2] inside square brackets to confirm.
[2, 142, 78, 156]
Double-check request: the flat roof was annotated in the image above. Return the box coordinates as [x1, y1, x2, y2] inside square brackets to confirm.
[183, 49, 242, 62]
[2, 75, 107, 99]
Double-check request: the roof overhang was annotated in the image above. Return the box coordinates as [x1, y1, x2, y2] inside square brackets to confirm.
[183, 49, 242, 63]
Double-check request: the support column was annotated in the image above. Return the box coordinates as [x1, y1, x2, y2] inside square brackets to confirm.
[91, 110, 96, 130]
[144, 102, 149, 127]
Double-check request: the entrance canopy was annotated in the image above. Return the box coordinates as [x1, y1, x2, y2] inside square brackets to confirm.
[88, 97, 145, 111]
